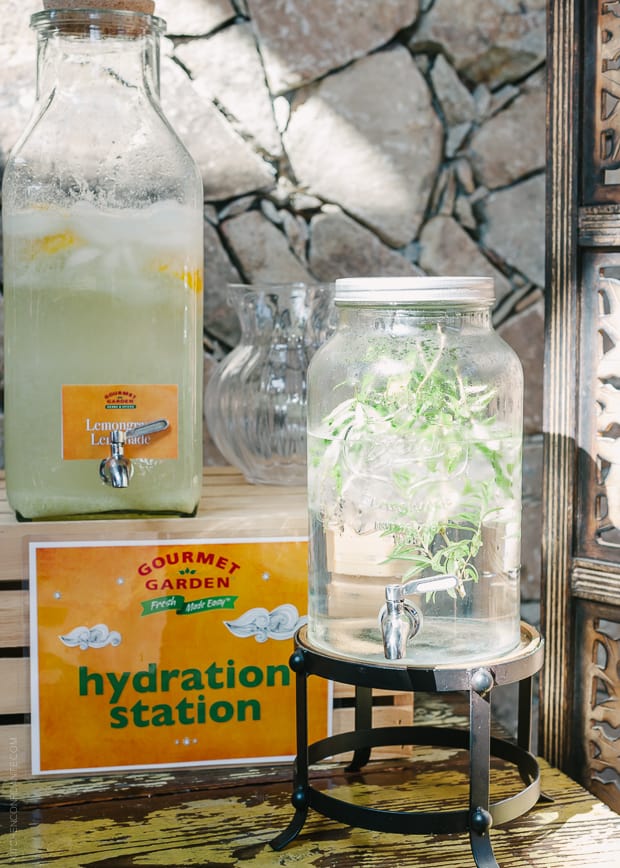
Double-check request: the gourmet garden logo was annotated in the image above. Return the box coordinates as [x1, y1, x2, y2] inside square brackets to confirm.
[138, 549, 241, 617]
[104, 389, 137, 410]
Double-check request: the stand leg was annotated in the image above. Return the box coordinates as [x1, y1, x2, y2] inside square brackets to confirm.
[469, 669, 499, 868]
[345, 686, 373, 771]
[271, 649, 309, 850]
[518, 675, 553, 805]
[517, 676, 533, 753]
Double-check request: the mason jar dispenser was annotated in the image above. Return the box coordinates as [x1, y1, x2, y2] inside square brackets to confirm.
[306, 277, 524, 665]
[2, 0, 204, 520]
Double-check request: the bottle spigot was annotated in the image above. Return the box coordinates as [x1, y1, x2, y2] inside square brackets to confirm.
[380, 586, 421, 660]
[99, 419, 169, 488]
[379, 573, 459, 660]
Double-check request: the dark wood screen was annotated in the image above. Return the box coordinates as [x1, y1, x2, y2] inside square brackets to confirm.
[543, 0, 620, 812]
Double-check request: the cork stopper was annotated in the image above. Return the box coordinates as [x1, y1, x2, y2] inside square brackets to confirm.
[43, 1, 156, 13]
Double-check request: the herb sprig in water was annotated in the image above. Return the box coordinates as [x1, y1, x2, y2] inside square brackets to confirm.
[314, 327, 516, 599]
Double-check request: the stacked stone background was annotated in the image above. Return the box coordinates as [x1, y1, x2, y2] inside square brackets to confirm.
[0, 0, 545, 627]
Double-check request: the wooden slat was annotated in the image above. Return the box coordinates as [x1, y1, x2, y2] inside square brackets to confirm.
[0, 590, 29, 647]
[0, 724, 30, 780]
[0, 657, 29, 714]
[332, 686, 414, 760]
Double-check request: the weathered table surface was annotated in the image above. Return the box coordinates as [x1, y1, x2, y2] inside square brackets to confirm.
[3, 721, 620, 867]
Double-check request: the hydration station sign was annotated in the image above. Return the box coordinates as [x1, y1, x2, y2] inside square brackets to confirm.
[29, 537, 330, 774]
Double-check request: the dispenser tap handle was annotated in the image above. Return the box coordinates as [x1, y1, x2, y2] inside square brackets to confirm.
[127, 419, 169, 439]
[399, 573, 459, 598]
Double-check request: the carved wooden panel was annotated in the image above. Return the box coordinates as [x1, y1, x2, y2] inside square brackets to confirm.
[578, 250, 620, 557]
[544, 1, 620, 807]
[574, 599, 620, 811]
[583, 1, 620, 202]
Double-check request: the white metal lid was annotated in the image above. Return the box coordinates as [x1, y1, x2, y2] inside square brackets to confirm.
[334, 276, 495, 305]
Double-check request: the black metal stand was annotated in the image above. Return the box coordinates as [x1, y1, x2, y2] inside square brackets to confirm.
[271, 623, 544, 868]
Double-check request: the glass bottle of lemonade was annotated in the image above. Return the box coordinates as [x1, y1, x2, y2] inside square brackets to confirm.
[2, 1, 204, 520]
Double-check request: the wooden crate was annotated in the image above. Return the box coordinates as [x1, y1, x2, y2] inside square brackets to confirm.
[0, 468, 412, 779]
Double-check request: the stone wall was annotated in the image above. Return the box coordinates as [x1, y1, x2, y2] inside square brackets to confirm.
[0, 0, 546, 616]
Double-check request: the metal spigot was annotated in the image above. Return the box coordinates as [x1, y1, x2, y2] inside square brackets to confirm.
[379, 573, 459, 660]
[99, 419, 169, 488]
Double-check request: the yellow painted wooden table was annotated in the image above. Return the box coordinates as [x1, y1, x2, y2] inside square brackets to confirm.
[3, 754, 620, 867]
[3, 712, 620, 867]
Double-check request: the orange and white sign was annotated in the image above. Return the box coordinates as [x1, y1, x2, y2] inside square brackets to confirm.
[61, 384, 178, 460]
[29, 537, 330, 775]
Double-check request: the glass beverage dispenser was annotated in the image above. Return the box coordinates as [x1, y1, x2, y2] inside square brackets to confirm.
[2, 0, 204, 520]
[306, 277, 524, 665]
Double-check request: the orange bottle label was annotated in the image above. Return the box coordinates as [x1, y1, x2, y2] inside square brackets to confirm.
[62, 384, 178, 460]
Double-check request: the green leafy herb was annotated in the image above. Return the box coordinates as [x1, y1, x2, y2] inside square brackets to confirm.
[313, 326, 518, 599]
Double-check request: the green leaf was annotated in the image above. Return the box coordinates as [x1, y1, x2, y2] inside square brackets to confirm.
[314, 329, 517, 604]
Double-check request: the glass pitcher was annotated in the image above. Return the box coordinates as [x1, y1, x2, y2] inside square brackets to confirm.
[306, 277, 524, 666]
[205, 282, 334, 486]
[2, 1, 204, 520]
